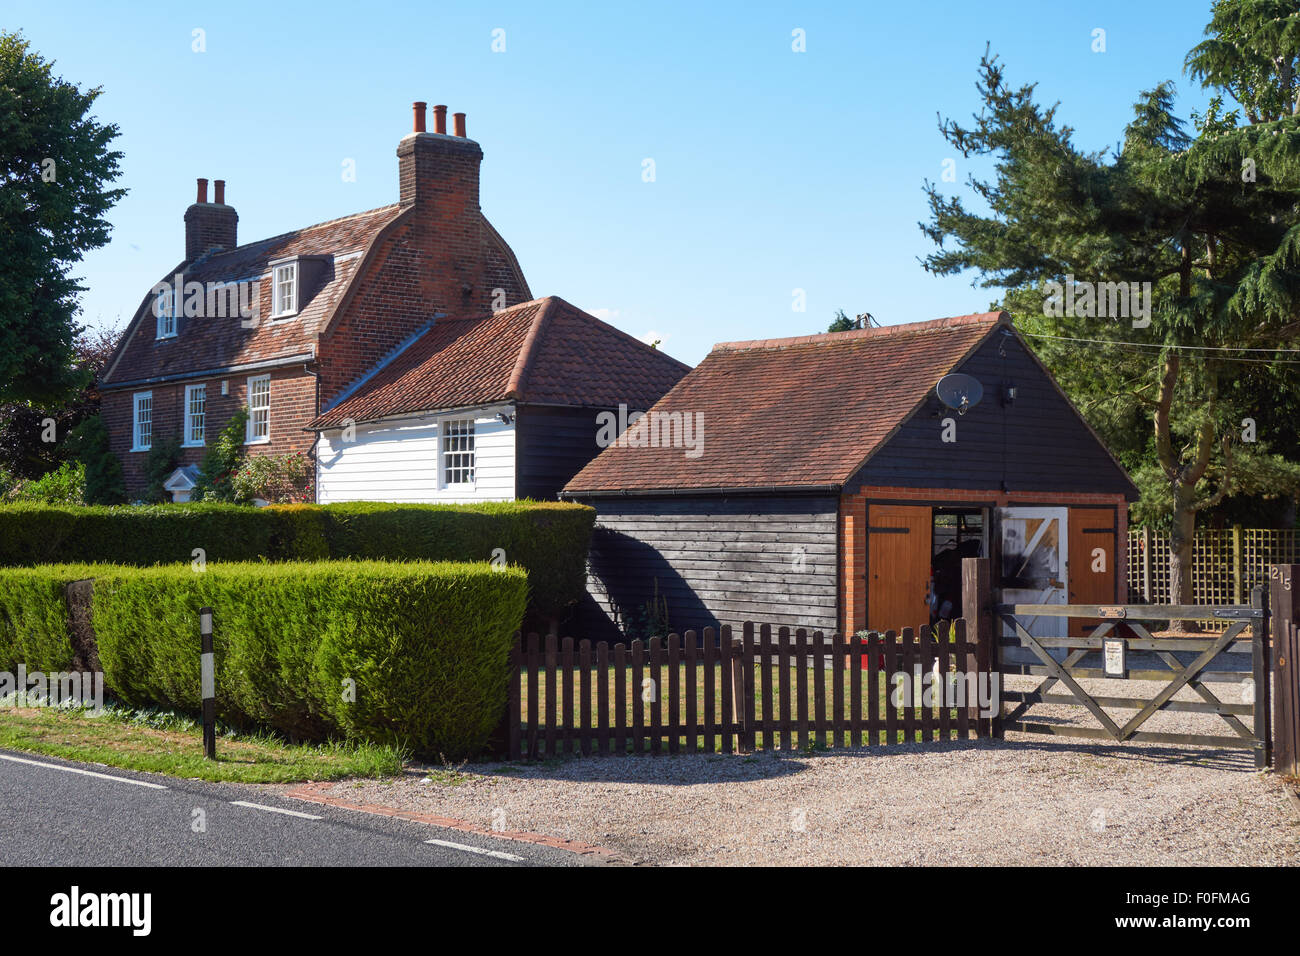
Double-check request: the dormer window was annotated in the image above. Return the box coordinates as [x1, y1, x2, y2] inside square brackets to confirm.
[272, 262, 298, 318]
[155, 286, 177, 339]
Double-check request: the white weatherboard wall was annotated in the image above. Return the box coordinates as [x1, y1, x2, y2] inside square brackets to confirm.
[315, 404, 515, 503]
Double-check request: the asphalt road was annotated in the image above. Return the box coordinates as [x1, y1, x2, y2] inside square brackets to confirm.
[0, 749, 583, 867]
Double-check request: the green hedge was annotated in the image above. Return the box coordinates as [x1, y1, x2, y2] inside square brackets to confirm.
[6, 561, 528, 758]
[0, 500, 594, 616]
[0, 564, 99, 673]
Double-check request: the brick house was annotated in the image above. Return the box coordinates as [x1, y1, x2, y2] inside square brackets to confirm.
[100, 103, 686, 501]
[563, 313, 1139, 640]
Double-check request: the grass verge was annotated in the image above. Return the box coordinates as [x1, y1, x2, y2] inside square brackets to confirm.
[0, 703, 406, 783]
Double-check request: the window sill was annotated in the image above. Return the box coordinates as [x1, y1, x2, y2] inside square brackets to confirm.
[130, 446, 151, 453]
[182, 441, 205, 448]
[244, 438, 270, 446]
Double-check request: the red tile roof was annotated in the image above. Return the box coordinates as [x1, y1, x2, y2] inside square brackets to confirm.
[101, 204, 407, 387]
[307, 296, 691, 428]
[563, 312, 1007, 493]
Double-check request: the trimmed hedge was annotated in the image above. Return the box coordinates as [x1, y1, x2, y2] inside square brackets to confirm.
[4, 561, 528, 758]
[0, 564, 99, 672]
[0, 500, 594, 616]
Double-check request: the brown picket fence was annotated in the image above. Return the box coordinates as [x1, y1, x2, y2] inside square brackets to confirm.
[506, 621, 996, 760]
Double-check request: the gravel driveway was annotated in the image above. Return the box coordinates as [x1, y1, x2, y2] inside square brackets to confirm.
[280, 675, 1299, 866]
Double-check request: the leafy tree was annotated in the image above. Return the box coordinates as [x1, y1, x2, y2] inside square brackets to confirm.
[0, 31, 125, 405]
[0, 326, 121, 479]
[921, 31, 1300, 619]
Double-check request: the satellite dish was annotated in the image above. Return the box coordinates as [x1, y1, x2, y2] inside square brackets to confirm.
[936, 373, 984, 416]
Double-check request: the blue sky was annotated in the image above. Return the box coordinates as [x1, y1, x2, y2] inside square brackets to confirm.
[10, 0, 1216, 367]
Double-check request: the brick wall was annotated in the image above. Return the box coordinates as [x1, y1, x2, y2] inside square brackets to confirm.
[103, 367, 317, 498]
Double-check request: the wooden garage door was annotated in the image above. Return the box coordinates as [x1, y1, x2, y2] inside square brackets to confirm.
[1067, 507, 1118, 636]
[868, 505, 932, 633]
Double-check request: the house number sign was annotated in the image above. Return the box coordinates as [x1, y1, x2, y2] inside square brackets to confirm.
[1102, 638, 1127, 678]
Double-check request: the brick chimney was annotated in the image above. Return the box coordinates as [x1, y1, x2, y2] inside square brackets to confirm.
[396, 102, 484, 308]
[184, 177, 238, 260]
[397, 103, 482, 208]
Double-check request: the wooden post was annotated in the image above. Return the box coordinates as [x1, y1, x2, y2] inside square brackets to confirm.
[507, 633, 522, 760]
[1141, 527, 1152, 603]
[731, 635, 746, 739]
[1252, 584, 1272, 771]
[1269, 564, 1299, 777]
[1233, 525, 1245, 607]
[962, 557, 998, 738]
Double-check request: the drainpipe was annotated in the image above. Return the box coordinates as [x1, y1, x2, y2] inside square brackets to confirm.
[302, 362, 321, 504]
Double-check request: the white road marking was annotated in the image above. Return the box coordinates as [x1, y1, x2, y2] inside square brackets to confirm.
[0, 752, 169, 789]
[425, 838, 526, 862]
[229, 800, 322, 820]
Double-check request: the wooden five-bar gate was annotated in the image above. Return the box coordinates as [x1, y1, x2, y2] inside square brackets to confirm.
[506, 622, 996, 760]
[997, 590, 1271, 768]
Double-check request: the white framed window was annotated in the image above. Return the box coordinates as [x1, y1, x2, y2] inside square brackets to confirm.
[441, 418, 475, 486]
[155, 286, 177, 339]
[246, 375, 270, 443]
[132, 392, 152, 451]
[271, 262, 297, 318]
[183, 384, 206, 446]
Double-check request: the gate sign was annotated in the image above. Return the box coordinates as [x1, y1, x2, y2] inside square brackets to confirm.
[1103, 638, 1127, 678]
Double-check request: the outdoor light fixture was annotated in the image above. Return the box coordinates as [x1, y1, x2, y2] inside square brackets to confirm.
[1003, 384, 1018, 405]
[497, 412, 515, 425]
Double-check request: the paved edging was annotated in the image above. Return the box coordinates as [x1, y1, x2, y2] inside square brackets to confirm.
[283, 781, 629, 864]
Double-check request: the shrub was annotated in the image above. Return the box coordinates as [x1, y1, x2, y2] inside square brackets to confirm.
[87, 561, 528, 757]
[192, 408, 248, 503]
[4, 461, 86, 505]
[0, 502, 276, 565]
[65, 414, 126, 504]
[320, 501, 595, 616]
[0, 564, 98, 672]
[0, 500, 596, 616]
[231, 451, 313, 504]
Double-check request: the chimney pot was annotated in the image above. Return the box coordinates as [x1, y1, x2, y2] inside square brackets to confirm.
[453, 112, 466, 138]
[214, 179, 225, 205]
[412, 101, 427, 133]
[196, 178, 208, 204]
[433, 105, 447, 135]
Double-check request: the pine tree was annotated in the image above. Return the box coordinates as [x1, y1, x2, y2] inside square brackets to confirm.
[922, 22, 1300, 623]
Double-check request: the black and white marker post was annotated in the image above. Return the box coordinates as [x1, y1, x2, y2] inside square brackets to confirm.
[200, 606, 216, 760]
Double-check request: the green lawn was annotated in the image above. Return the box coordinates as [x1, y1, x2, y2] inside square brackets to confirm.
[0, 705, 405, 783]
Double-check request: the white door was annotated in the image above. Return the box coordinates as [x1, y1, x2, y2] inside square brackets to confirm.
[997, 507, 1068, 638]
